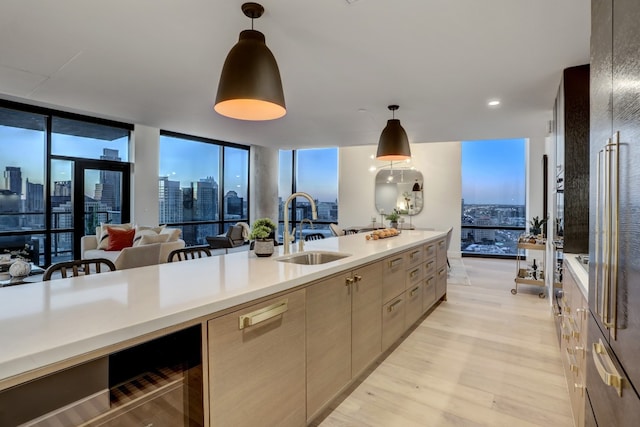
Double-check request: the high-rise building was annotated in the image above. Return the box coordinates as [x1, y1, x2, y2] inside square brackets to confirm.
[4, 166, 22, 195]
[196, 177, 218, 221]
[0, 189, 20, 230]
[99, 149, 122, 210]
[224, 190, 243, 219]
[159, 177, 182, 224]
[25, 179, 44, 228]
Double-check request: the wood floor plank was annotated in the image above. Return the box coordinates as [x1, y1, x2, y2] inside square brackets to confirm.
[314, 258, 573, 427]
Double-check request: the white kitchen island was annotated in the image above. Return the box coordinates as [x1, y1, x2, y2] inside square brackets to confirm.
[0, 229, 448, 426]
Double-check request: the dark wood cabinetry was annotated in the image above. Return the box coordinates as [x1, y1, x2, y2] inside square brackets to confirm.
[553, 64, 590, 254]
[587, 0, 640, 424]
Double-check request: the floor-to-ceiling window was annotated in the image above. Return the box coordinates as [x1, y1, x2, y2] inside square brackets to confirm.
[0, 101, 132, 266]
[158, 131, 249, 246]
[461, 138, 526, 257]
[278, 148, 338, 239]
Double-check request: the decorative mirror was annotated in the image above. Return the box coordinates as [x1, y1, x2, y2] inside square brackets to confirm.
[375, 169, 423, 215]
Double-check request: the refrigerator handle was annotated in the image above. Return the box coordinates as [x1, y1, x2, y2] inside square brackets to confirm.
[610, 131, 620, 339]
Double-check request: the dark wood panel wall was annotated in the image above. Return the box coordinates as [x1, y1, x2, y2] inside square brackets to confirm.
[554, 64, 590, 254]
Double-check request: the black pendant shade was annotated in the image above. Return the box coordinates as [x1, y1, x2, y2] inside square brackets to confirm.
[214, 3, 286, 121]
[376, 105, 411, 161]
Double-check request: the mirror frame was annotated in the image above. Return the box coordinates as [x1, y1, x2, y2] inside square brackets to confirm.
[374, 169, 423, 215]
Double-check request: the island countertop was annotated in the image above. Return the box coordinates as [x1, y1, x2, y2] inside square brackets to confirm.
[0, 229, 446, 387]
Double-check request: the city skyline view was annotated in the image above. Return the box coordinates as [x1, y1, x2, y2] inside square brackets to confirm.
[2, 103, 527, 260]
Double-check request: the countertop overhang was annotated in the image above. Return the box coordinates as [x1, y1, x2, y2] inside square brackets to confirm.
[0, 230, 446, 386]
[563, 252, 589, 299]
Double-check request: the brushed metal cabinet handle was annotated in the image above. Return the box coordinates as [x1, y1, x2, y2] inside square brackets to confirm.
[388, 299, 402, 312]
[593, 339, 624, 397]
[389, 258, 403, 269]
[239, 299, 288, 330]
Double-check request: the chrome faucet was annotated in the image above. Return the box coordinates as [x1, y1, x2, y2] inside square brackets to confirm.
[283, 192, 318, 255]
[298, 218, 315, 251]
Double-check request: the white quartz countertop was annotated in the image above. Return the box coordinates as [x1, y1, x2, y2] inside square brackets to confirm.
[0, 230, 445, 385]
[563, 252, 589, 299]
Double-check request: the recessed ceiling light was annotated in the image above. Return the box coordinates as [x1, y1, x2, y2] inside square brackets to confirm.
[488, 100, 501, 107]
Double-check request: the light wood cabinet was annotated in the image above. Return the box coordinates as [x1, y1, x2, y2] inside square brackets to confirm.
[382, 253, 406, 302]
[560, 265, 587, 427]
[436, 266, 447, 301]
[406, 246, 424, 268]
[423, 275, 436, 313]
[436, 238, 447, 268]
[208, 289, 306, 427]
[307, 262, 382, 420]
[306, 272, 353, 420]
[351, 262, 383, 378]
[423, 241, 436, 261]
[404, 282, 423, 328]
[382, 294, 406, 351]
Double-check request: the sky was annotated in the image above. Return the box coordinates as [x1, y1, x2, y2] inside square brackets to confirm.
[461, 138, 526, 205]
[2, 120, 520, 207]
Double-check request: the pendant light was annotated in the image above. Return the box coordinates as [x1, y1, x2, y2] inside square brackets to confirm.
[214, 2, 286, 121]
[376, 105, 411, 161]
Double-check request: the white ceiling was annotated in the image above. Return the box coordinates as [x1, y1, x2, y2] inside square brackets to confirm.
[0, 0, 590, 149]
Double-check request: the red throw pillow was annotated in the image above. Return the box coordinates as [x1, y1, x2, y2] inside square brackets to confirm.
[106, 226, 135, 251]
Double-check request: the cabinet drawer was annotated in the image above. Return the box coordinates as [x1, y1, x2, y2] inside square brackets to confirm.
[406, 247, 423, 268]
[436, 238, 447, 268]
[436, 267, 447, 300]
[382, 254, 406, 302]
[404, 284, 423, 328]
[423, 257, 436, 278]
[208, 289, 306, 427]
[423, 242, 436, 261]
[405, 265, 423, 289]
[423, 275, 436, 312]
[382, 295, 405, 351]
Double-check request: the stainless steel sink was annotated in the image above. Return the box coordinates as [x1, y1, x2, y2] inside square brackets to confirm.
[275, 251, 350, 265]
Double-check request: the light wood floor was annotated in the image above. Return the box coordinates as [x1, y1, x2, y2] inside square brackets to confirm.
[314, 258, 573, 427]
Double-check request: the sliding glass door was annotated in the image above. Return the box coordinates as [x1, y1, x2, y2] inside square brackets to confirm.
[0, 101, 132, 266]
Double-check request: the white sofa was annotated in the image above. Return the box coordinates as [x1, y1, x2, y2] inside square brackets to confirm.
[81, 234, 185, 266]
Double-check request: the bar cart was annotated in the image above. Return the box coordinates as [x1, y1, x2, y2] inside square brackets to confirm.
[512, 236, 547, 298]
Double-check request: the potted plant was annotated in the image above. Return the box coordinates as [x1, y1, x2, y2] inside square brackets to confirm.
[250, 218, 277, 257]
[385, 210, 401, 229]
[529, 216, 547, 237]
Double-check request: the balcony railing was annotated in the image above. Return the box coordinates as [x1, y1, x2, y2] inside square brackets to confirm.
[461, 225, 526, 258]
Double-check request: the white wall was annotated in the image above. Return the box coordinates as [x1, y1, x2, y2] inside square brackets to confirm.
[131, 125, 160, 226]
[339, 142, 462, 258]
[526, 136, 547, 229]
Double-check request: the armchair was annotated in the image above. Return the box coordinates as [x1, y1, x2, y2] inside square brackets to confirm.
[206, 224, 248, 254]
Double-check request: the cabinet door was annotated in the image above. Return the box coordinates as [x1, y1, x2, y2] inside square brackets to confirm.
[352, 262, 383, 378]
[610, 0, 640, 391]
[208, 289, 306, 427]
[307, 273, 352, 420]
[382, 294, 405, 351]
[382, 253, 406, 302]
